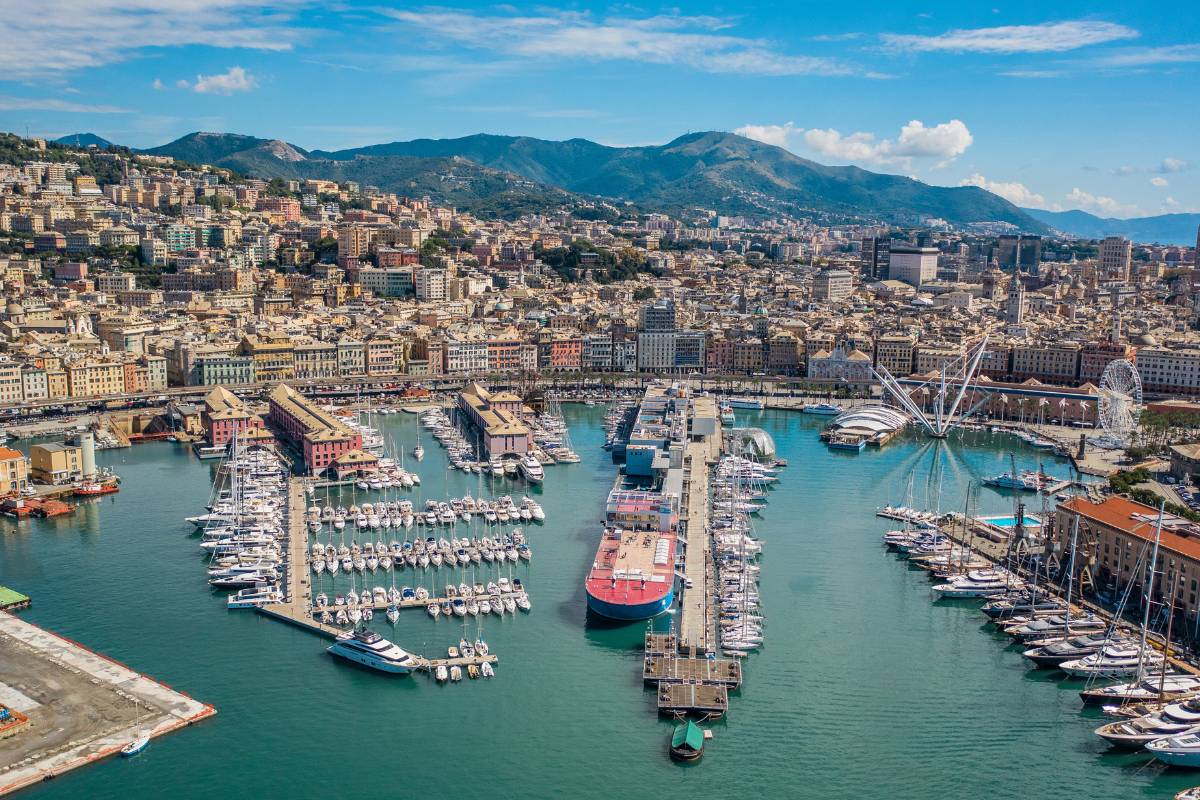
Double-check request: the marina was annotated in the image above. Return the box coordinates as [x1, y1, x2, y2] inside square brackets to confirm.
[2, 404, 1198, 798]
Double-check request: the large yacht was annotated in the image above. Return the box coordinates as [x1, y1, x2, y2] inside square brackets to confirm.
[518, 455, 545, 484]
[326, 628, 419, 674]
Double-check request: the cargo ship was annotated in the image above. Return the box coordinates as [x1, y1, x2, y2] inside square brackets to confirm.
[585, 526, 676, 619]
[585, 490, 678, 620]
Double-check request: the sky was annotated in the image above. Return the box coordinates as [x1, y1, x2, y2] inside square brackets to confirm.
[0, 1, 1196, 220]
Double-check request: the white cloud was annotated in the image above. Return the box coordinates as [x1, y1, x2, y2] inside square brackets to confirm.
[733, 122, 799, 148]
[1066, 187, 1140, 217]
[1114, 157, 1190, 176]
[1091, 44, 1200, 67]
[960, 173, 1049, 208]
[382, 8, 864, 77]
[151, 78, 164, 90]
[802, 119, 973, 168]
[0, 1, 301, 78]
[0, 95, 129, 113]
[191, 66, 258, 94]
[1150, 176, 1169, 187]
[883, 20, 1138, 54]
[999, 69, 1064, 78]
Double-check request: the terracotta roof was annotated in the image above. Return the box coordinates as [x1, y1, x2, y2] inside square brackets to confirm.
[1062, 495, 1200, 562]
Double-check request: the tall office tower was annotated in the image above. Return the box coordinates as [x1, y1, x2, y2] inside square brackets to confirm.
[1098, 236, 1132, 282]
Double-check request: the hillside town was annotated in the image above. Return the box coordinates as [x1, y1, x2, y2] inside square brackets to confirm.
[0, 135, 1196, 414]
[4, 4, 1200, 796]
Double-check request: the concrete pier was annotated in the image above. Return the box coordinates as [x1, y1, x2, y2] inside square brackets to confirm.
[0, 612, 215, 796]
[677, 440, 714, 656]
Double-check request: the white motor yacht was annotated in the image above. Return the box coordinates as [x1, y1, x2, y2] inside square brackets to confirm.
[1061, 644, 1165, 679]
[227, 586, 283, 609]
[1147, 733, 1200, 767]
[326, 628, 418, 674]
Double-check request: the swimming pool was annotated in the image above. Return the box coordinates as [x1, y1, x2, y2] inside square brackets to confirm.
[979, 515, 1042, 528]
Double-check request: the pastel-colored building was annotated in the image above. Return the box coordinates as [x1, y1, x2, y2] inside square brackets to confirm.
[267, 383, 362, 474]
[456, 383, 531, 458]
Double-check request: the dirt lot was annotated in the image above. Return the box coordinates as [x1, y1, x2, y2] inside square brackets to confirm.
[0, 629, 145, 773]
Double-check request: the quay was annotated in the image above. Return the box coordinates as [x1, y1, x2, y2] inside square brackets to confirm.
[0, 612, 215, 797]
[252, 476, 499, 674]
[677, 398, 722, 656]
[614, 386, 742, 719]
[925, 506, 1200, 678]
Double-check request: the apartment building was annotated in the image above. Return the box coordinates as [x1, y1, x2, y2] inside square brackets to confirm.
[365, 337, 398, 376]
[415, 268, 448, 301]
[0, 446, 29, 494]
[445, 338, 489, 374]
[195, 355, 256, 386]
[1138, 348, 1200, 395]
[0, 360, 23, 404]
[1010, 342, 1081, 384]
[240, 334, 295, 382]
[1079, 341, 1136, 385]
[293, 341, 338, 379]
[874, 334, 916, 377]
[336, 338, 365, 376]
[812, 268, 853, 302]
[65, 360, 125, 397]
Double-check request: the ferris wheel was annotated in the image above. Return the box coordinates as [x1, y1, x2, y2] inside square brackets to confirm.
[1098, 359, 1143, 445]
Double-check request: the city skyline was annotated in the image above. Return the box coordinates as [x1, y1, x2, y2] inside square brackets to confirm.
[0, 2, 1196, 219]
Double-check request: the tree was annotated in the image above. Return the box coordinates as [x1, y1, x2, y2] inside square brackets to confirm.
[633, 286, 655, 301]
[313, 236, 338, 263]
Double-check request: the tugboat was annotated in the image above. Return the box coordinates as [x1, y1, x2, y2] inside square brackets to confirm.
[75, 482, 119, 497]
[669, 720, 704, 761]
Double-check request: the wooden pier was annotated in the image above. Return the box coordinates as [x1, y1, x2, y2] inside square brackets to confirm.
[643, 653, 741, 687]
[252, 477, 500, 675]
[656, 682, 728, 718]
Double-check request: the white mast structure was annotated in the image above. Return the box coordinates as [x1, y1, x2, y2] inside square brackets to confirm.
[873, 334, 991, 438]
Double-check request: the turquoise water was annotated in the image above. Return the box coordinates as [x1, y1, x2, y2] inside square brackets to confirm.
[0, 407, 1190, 799]
[981, 515, 1044, 528]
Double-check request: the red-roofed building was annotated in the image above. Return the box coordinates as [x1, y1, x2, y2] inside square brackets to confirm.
[1056, 495, 1200, 616]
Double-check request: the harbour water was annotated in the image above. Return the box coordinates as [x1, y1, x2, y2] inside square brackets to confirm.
[0, 406, 1190, 799]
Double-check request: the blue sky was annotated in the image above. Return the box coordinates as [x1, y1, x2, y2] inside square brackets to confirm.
[1, 1, 1196, 219]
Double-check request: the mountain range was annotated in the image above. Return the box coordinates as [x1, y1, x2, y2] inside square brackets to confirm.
[119, 130, 1042, 230]
[53, 133, 114, 149]
[1021, 208, 1199, 247]
[63, 130, 1197, 242]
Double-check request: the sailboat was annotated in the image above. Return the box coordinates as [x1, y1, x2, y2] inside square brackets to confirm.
[120, 699, 150, 757]
[413, 427, 425, 461]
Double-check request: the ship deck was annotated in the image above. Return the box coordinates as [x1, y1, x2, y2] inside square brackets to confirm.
[586, 526, 673, 603]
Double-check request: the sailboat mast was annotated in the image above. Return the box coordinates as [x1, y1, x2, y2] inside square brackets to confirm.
[1135, 502, 1165, 685]
[1064, 513, 1080, 633]
[1160, 566, 1180, 700]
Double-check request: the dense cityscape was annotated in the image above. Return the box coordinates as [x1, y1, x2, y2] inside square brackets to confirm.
[1, 3, 1200, 799]
[0, 135, 1196, 409]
